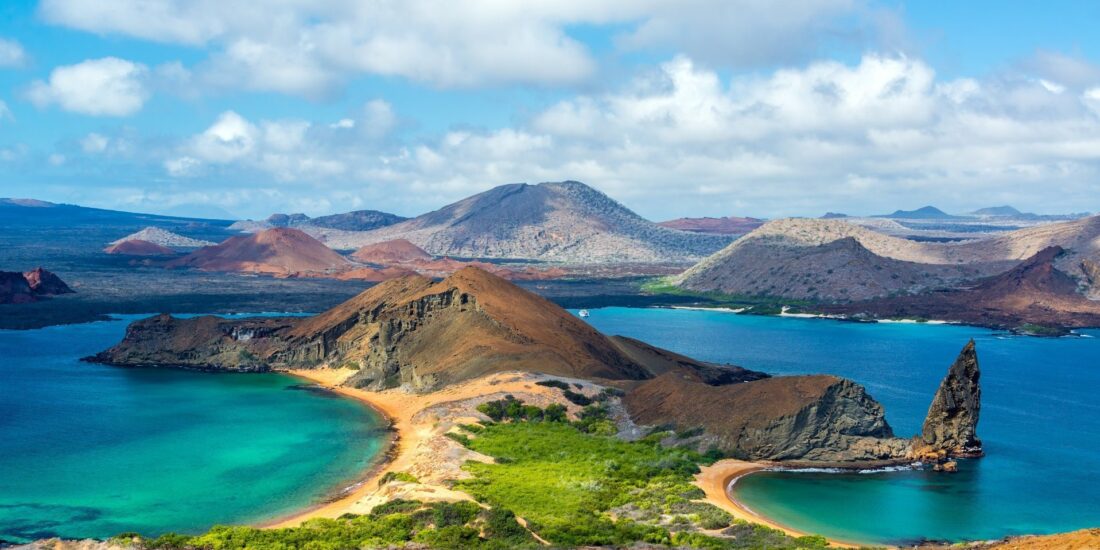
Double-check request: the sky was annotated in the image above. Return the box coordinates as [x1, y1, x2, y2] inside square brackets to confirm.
[1, 1, 1100, 220]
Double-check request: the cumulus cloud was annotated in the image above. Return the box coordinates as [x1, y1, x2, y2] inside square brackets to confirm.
[157, 53, 1100, 218]
[0, 38, 26, 67]
[26, 57, 150, 116]
[0, 99, 10, 121]
[81, 133, 110, 153]
[37, 0, 888, 95]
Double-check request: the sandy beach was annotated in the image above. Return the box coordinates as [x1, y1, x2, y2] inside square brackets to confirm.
[266, 368, 593, 528]
[695, 459, 861, 549]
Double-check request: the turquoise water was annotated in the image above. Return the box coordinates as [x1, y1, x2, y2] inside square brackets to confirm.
[580, 308, 1100, 545]
[0, 316, 387, 544]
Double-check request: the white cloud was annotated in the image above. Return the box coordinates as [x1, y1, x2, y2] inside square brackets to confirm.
[155, 52, 1100, 218]
[48, 153, 66, 166]
[37, 0, 887, 95]
[0, 99, 10, 120]
[0, 38, 26, 67]
[81, 133, 110, 153]
[27, 57, 149, 116]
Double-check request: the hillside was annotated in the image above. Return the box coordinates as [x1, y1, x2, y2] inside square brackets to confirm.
[673, 219, 1003, 301]
[229, 210, 407, 233]
[674, 216, 1100, 301]
[109, 227, 215, 248]
[167, 228, 350, 275]
[881, 206, 960, 219]
[827, 246, 1100, 330]
[307, 181, 733, 263]
[656, 216, 764, 234]
[90, 267, 759, 391]
[351, 239, 432, 264]
[103, 239, 177, 256]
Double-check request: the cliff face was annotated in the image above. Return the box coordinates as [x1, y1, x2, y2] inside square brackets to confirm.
[624, 371, 910, 463]
[912, 340, 983, 459]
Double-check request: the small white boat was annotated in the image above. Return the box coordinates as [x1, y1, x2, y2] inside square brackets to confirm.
[578, 309, 590, 318]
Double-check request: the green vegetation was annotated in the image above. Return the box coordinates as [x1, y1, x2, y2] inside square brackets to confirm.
[455, 400, 829, 549]
[1014, 323, 1069, 337]
[112, 500, 537, 549]
[640, 278, 818, 315]
[377, 471, 418, 487]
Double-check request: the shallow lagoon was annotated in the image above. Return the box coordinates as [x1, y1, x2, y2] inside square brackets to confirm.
[0, 315, 386, 543]
[581, 307, 1100, 545]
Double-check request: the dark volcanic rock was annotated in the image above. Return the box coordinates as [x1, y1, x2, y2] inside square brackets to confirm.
[913, 340, 982, 459]
[0, 267, 73, 304]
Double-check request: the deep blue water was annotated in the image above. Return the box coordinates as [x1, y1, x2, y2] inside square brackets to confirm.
[580, 307, 1100, 545]
[0, 316, 386, 543]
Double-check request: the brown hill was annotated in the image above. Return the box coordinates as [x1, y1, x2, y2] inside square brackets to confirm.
[104, 239, 178, 256]
[351, 239, 432, 264]
[1, 268, 73, 304]
[827, 246, 1100, 329]
[168, 228, 350, 275]
[89, 267, 763, 391]
[308, 181, 733, 263]
[657, 216, 764, 234]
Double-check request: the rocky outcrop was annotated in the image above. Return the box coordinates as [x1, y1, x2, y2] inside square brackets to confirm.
[911, 340, 982, 460]
[623, 339, 984, 466]
[624, 370, 910, 463]
[0, 268, 73, 304]
[1083, 259, 1100, 299]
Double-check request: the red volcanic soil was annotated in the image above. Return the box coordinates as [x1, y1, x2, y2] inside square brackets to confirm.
[1, 268, 73, 304]
[351, 239, 432, 264]
[104, 239, 178, 256]
[827, 246, 1100, 329]
[332, 266, 419, 282]
[657, 216, 764, 234]
[169, 228, 350, 275]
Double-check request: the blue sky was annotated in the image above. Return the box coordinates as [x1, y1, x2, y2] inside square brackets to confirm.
[2, 1, 1100, 220]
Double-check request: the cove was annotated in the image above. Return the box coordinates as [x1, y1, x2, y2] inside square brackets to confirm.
[0, 315, 386, 544]
[580, 307, 1100, 546]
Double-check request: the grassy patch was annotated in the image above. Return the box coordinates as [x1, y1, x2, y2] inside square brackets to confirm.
[454, 403, 827, 549]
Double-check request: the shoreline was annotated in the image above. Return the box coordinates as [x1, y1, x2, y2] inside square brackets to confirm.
[261, 369, 404, 528]
[696, 460, 868, 549]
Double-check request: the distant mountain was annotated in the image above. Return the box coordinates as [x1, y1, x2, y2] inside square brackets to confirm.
[168, 228, 350, 275]
[351, 239, 432, 264]
[104, 240, 178, 256]
[311, 181, 733, 263]
[656, 216, 764, 235]
[821, 212, 848, 219]
[230, 210, 407, 233]
[673, 220, 998, 301]
[109, 227, 215, 248]
[970, 205, 1023, 217]
[310, 210, 408, 231]
[880, 206, 961, 219]
[674, 215, 1100, 312]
